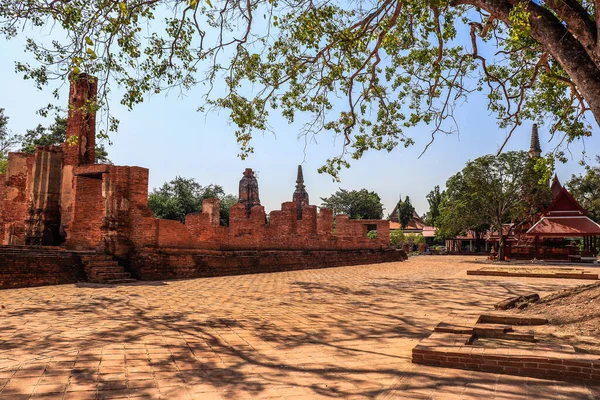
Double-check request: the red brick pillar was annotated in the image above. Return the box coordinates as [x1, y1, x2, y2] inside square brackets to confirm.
[64, 73, 97, 166]
[60, 73, 98, 243]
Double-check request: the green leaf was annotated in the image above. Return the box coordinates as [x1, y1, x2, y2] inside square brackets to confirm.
[86, 48, 97, 59]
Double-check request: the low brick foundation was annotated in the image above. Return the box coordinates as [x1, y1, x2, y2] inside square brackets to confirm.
[467, 267, 599, 280]
[129, 248, 407, 281]
[412, 314, 600, 383]
[0, 247, 87, 289]
[0, 245, 406, 289]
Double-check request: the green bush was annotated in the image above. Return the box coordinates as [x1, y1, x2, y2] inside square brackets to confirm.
[367, 230, 378, 240]
[390, 230, 405, 248]
[389, 230, 425, 249]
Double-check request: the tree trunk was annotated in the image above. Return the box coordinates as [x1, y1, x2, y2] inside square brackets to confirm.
[498, 236, 505, 261]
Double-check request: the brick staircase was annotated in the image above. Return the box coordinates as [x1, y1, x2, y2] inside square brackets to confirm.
[80, 254, 136, 284]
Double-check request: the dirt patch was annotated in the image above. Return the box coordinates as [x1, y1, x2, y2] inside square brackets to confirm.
[517, 282, 600, 354]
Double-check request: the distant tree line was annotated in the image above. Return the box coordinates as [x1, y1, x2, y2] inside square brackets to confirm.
[320, 189, 384, 220]
[148, 177, 237, 227]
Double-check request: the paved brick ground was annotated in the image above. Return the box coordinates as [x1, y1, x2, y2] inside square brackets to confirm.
[0, 256, 599, 399]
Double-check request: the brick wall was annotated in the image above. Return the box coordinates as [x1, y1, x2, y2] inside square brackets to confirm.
[0, 247, 86, 290]
[67, 175, 104, 250]
[141, 198, 393, 252]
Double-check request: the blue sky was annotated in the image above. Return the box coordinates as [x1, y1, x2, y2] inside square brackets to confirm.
[1, 32, 598, 217]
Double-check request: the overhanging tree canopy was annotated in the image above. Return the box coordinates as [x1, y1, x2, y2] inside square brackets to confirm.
[1, 0, 598, 176]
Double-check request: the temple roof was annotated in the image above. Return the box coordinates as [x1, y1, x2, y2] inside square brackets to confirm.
[526, 180, 599, 236]
[388, 206, 422, 223]
[526, 216, 600, 237]
[544, 185, 587, 217]
[551, 174, 562, 198]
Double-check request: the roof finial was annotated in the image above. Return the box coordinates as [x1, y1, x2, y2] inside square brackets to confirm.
[296, 164, 305, 188]
[551, 174, 562, 198]
[529, 124, 542, 158]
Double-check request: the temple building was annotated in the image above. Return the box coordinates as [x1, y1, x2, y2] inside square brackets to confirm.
[441, 124, 600, 260]
[492, 125, 600, 260]
[388, 208, 437, 244]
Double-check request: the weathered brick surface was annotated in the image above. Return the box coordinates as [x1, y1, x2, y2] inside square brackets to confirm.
[1, 256, 598, 399]
[67, 175, 104, 250]
[0, 247, 86, 289]
[26, 145, 63, 245]
[413, 344, 600, 383]
[64, 73, 97, 166]
[412, 317, 600, 384]
[129, 248, 406, 281]
[0, 153, 34, 245]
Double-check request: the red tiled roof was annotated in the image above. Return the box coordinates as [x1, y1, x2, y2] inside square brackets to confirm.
[526, 216, 600, 237]
[388, 221, 437, 236]
[389, 221, 401, 230]
[543, 185, 587, 216]
[452, 230, 480, 240]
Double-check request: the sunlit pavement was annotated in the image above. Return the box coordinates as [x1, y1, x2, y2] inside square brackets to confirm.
[0, 255, 598, 399]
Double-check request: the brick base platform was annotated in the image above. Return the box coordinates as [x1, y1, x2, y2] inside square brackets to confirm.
[412, 313, 600, 384]
[0, 245, 407, 289]
[129, 247, 407, 281]
[0, 246, 88, 289]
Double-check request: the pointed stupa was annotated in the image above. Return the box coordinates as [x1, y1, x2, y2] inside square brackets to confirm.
[529, 124, 542, 158]
[551, 174, 562, 199]
[292, 165, 310, 219]
[239, 168, 260, 215]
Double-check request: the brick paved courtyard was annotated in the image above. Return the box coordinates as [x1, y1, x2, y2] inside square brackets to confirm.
[0, 256, 598, 399]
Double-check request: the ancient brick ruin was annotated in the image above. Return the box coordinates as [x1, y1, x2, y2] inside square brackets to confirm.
[0, 74, 404, 288]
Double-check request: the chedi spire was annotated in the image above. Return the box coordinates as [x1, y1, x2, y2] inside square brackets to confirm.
[529, 124, 542, 158]
[292, 165, 310, 219]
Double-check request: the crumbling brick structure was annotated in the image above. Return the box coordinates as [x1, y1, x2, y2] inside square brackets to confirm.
[0, 74, 404, 286]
